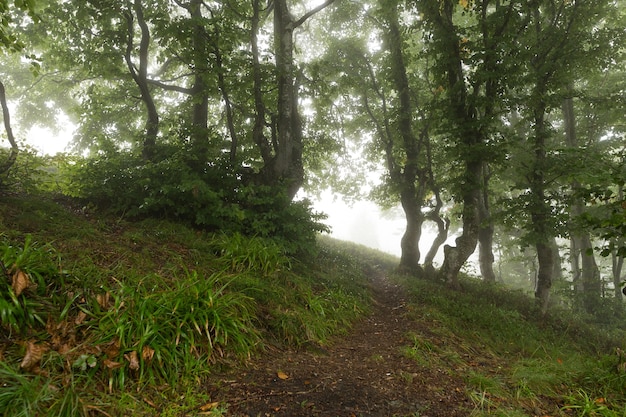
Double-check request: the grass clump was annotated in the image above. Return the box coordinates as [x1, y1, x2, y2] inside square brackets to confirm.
[0, 195, 373, 416]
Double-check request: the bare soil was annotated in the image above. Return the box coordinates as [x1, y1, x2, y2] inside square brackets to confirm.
[206, 272, 475, 417]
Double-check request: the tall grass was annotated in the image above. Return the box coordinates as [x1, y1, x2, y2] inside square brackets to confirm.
[0, 196, 375, 416]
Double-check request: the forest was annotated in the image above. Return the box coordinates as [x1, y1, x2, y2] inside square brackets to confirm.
[0, 0, 625, 416]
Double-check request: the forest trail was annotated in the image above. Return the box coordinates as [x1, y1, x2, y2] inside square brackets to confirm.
[206, 271, 472, 416]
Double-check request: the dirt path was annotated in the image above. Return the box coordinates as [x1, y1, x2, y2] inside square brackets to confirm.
[206, 272, 472, 416]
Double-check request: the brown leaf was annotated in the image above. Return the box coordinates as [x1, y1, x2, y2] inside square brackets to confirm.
[199, 402, 219, 412]
[20, 341, 49, 371]
[11, 268, 30, 296]
[124, 350, 140, 370]
[277, 371, 289, 380]
[103, 339, 121, 359]
[103, 358, 123, 369]
[96, 292, 111, 309]
[74, 311, 87, 325]
[141, 345, 155, 363]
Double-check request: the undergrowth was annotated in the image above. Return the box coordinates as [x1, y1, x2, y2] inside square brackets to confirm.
[395, 274, 626, 416]
[0, 195, 372, 416]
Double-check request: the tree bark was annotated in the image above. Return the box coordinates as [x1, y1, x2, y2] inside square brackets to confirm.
[478, 163, 496, 282]
[382, 0, 427, 274]
[530, 83, 553, 315]
[563, 94, 601, 312]
[0, 81, 18, 176]
[124, 0, 159, 161]
[189, 0, 210, 171]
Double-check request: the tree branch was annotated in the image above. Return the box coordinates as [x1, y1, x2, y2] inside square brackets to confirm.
[293, 0, 336, 29]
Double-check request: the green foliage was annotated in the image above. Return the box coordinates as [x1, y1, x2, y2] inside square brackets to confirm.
[95, 270, 259, 388]
[0, 146, 51, 194]
[211, 232, 290, 275]
[64, 150, 329, 256]
[0, 362, 57, 417]
[0, 234, 58, 332]
[64, 149, 240, 228]
[396, 272, 626, 416]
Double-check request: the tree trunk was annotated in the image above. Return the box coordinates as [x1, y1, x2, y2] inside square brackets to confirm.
[478, 163, 496, 282]
[423, 187, 450, 275]
[254, 0, 337, 200]
[189, 0, 210, 171]
[0, 81, 18, 176]
[613, 186, 625, 301]
[535, 241, 554, 315]
[399, 190, 425, 274]
[439, 169, 481, 289]
[530, 84, 553, 315]
[382, 0, 427, 274]
[550, 238, 562, 281]
[421, 0, 489, 288]
[563, 94, 601, 313]
[124, 0, 159, 161]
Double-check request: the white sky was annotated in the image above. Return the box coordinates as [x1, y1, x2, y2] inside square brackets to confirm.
[25, 125, 73, 155]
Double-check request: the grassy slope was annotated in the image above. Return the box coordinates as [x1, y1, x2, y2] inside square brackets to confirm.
[1, 194, 625, 416]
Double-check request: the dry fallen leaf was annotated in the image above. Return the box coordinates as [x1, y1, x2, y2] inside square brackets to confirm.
[103, 358, 123, 369]
[277, 371, 289, 380]
[104, 339, 121, 359]
[75, 311, 88, 325]
[20, 341, 49, 371]
[142, 345, 155, 363]
[96, 292, 111, 309]
[11, 268, 30, 296]
[199, 402, 219, 411]
[125, 350, 140, 370]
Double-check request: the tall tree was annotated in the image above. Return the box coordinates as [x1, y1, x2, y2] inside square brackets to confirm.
[418, 0, 517, 287]
[123, 0, 159, 161]
[252, 0, 336, 201]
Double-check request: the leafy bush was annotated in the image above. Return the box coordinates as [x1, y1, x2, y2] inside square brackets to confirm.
[65, 150, 329, 255]
[0, 146, 52, 194]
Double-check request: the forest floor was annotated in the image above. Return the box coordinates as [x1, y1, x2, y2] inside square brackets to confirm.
[206, 270, 480, 417]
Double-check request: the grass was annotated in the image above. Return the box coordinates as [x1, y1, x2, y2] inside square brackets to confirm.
[394, 273, 626, 416]
[0, 194, 374, 416]
[2, 193, 626, 416]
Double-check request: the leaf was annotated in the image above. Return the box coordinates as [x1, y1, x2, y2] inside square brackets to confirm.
[11, 268, 30, 296]
[141, 345, 155, 363]
[124, 350, 140, 370]
[277, 371, 289, 380]
[103, 358, 123, 369]
[20, 341, 49, 371]
[199, 402, 219, 412]
[74, 310, 88, 325]
[103, 339, 121, 359]
[96, 292, 111, 309]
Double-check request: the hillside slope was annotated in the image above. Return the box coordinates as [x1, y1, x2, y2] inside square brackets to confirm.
[1, 194, 625, 417]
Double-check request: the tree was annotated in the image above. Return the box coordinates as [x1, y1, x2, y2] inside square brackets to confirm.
[0, 0, 40, 179]
[418, 0, 519, 287]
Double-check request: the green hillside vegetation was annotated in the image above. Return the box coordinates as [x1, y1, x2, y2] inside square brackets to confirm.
[1, 191, 625, 416]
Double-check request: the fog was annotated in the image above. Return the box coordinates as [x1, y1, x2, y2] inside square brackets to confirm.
[312, 191, 450, 264]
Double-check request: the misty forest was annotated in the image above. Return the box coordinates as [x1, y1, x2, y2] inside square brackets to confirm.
[1, 0, 625, 416]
